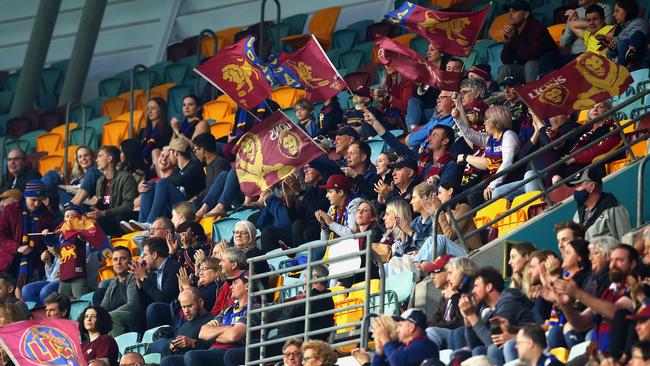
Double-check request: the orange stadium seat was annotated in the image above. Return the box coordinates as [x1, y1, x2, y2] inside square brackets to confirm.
[488, 14, 509, 42]
[216, 94, 238, 114]
[201, 36, 223, 57]
[271, 86, 306, 109]
[38, 154, 65, 176]
[116, 110, 146, 134]
[150, 83, 177, 102]
[210, 121, 233, 140]
[217, 27, 243, 48]
[101, 120, 129, 147]
[392, 34, 417, 47]
[36, 133, 64, 154]
[50, 123, 78, 140]
[282, 7, 341, 50]
[54, 146, 80, 165]
[101, 97, 128, 119]
[203, 100, 232, 122]
[547, 24, 565, 47]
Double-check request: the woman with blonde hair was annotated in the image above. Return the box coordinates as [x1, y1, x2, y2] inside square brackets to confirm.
[381, 199, 414, 257]
[301, 340, 338, 366]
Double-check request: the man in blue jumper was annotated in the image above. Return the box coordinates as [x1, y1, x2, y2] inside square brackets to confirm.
[370, 309, 439, 366]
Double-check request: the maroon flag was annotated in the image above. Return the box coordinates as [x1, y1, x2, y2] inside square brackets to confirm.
[194, 36, 272, 111]
[0, 319, 86, 366]
[275, 36, 347, 103]
[235, 111, 323, 197]
[514, 52, 633, 120]
[375, 36, 461, 91]
[385, 2, 491, 57]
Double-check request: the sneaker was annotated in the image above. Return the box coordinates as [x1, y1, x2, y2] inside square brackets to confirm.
[120, 221, 135, 233]
[129, 220, 151, 231]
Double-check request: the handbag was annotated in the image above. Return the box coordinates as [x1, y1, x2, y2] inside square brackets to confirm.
[371, 243, 392, 263]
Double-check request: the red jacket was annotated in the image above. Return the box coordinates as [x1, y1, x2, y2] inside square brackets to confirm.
[0, 201, 57, 272]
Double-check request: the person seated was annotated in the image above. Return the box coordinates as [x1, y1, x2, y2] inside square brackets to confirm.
[468, 64, 498, 94]
[21, 241, 60, 306]
[231, 220, 269, 289]
[178, 257, 224, 313]
[118, 139, 150, 185]
[342, 86, 385, 139]
[514, 325, 564, 366]
[341, 141, 379, 200]
[79, 306, 120, 366]
[44, 291, 71, 319]
[375, 152, 397, 186]
[293, 98, 320, 137]
[315, 175, 362, 256]
[375, 157, 420, 205]
[88, 146, 137, 237]
[191, 133, 231, 213]
[507, 242, 536, 294]
[301, 340, 338, 366]
[41, 146, 103, 208]
[137, 97, 173, 176]
[604, 0, 649, 67]
[406, 43, 451, 129]
[372, 65, 416, 130]
[210, 247, 246, 315]
[499, 0, 559, 82]
[568, 4, 616, 56]
[100, 245, 144, 336]
[132, 138, 205, 229]
[449, 79, 489, 159]
[318, 96, 342, 137]
[153, 288, 213, 364]
[332, 126, 360, 165]
[277, 339, 303, 366]
[169, 218, 210, 274]
[119, 353, 146, 366]
[0, 272, 29, 319]
[1, 148, 41, 192]
[0, 180, 57, 293]
[380, 199, 416, 266]
[171, 95, 210, 146]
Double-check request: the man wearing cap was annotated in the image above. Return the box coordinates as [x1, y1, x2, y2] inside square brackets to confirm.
[0, 179, 57, 288]
[499, 0, 558, 83]
[132, 138, 206, 229]
[89, 146, 137, 237]
[376, 157, 420, 204]
[369, 309, 439, 366]
[569, 167, 631, 241]
[0, 189, 22, 211]
[1, 148, 41, 192]
[635, 304, 650, 342]
[315, 175, 362, 250]
[333, 126, 360, 166]
[211, 247, 246, 315]
[468, 64, 498, 94]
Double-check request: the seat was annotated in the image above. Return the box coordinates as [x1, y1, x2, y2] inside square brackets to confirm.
[134, 69, 157, 89]
[164, 63, 190, 85]
[267, 23, 292, 53]
[38, 155, 64, 176]
[440, 350, 453, 365]
[217, 27, 244, 48]
[0, 90, 13, 115]
[488, 14, 509, 42]
[150, 82, 176, 102]
[210, 121, 233, 140]
[411, 36, 429, 58]
[228, 208, 259, 221]
[495, 191, 543, 236]
[547, 24, 565, 47]
[366, 139, 386, 164]
[55, 145, 80, 166]
[50, 123, 78, 140]
[17, 130, 46, 153]
[101, 97, 128, 119]
[339, 50, 366, 71]
[216, 94, 238, 114]
[473, 198, 510, 228]
[326, 48, 345, 68]
[143, 353, 161, 364]
[69, 127, 98, 150]
[115, 332, 140, 356]
[199, 217, 216, 239]
[203, 100, 232, 122]
[69, 104, 96, 124]
[38, 110, 64, 131]
[271, 87, 303, 109]
[212, 217, 239, 242]
[86, 116, 111, 139]
[385, 270, 416, 307]
[365, 22, 401, 42]
[98, 77, 124, 98]
[69, 299, 91, 321]
[167, 84, 194, 120]
[352, 41, 375, 66]
[283, 13, 308, 35]
[142, 325, 169, 344]
[98, 265, 116, 282]
[79, 291, 94, 303]
[392, 34, 417, 47]
[281, 7, 341, 50]
[333, 29, 359, 50]
[36, 133, 64, 154]
[101, 120, 129, 147]
[118, 90, 146, 111]
[527, 202, 548, 220]
[510, 191, 543, 220]
[329, 285, 347, 303]
[116, 110, 146, 133]
[110, 237, 139, 256]
[4, 139, 31, 156]
[568, 341, 590, 362]
[5, 117, 31, 138]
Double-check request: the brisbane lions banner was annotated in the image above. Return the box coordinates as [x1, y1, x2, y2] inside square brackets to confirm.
[0, 319, 86, 366]
[385, 2, 491, 57]
[515, 52, 633, 120]
[234, 111, 323, 197]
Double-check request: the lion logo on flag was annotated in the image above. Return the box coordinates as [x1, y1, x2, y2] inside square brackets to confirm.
[418, 11, 471, 46]
[20, 326, 84, 366]
[573, 52, 631, 110]
[222, 58, 262, 97]
[539, 84, 570, 107]
[278, 129, 302, 159]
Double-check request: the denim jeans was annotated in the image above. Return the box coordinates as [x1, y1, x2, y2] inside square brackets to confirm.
[491, 170, 543, 201]
[139, 179, 186, 223]
[426, 326, 453, 349]
[146, 302, 174, 329]
[201, 170, 244, 211]
[184, 348, 227, 366]
[22, 280, 59, 305]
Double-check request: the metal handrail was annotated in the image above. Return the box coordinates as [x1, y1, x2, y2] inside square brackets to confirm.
[259, 0, 281, 57]
[0, 138, 5, 184]
[245, 231, 375, 366]
[638, 154, 650, 227]
[195, 29, 218, 96]
[63, 100, 87, 183]
[430, 88, 650, 256]
[129, 64, 151, 138]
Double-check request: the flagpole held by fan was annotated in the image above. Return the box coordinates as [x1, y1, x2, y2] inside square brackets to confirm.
[308, 34, 356, 96]
[461, 2, 493, 73]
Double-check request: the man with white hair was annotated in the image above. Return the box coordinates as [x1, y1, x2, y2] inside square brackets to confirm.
[584, 236, 619, 297]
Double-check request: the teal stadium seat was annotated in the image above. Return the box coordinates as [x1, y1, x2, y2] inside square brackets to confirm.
[212, 217, 239, 242]
[283, 13, 308, 35]
[333, 29, 358, 51]
[164, 63, 190, 85]
[339, 50, 365, 72]
[0, 91, 13, 115]
[167, 84, 193, 120]
[99, 77, 124, 98]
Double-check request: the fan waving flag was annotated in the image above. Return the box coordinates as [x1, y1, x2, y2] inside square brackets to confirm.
[194, 36, 272, 111]
[376, 36, 462, 91]
[385, 2, 491, 57]
[57, 215, 113, 259]
[0, 319, 86, 366]
[514, 52, 633, 120]
[235, 111, 323, 197]
[272, 36, 347, 103]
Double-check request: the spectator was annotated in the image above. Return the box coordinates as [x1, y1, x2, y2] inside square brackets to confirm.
[406, 90, 456, 150]
[333, 127, 359, 165]
[118, 139, 149, 184]
[341, 141, 379, 200]
[343, 86, 377, 138]
[382, 199, 415, 261]
[279, 339, 303, 366]
[44, 292, 71, 319]
[210, 247, 246, 316]
[514, 325, 563, 366]
[0, 189, 21, 211]
[100, 245, 143, 336]
[567, 4, 615, 56]
[629, 341, 650, 366]
[315, 175, 361, 247]
[191, 133, 230, 215]
[584, 236, 617, 297]
[525, 250, 557, 324]
[134, 138, 206, 228]
[500, 0, 559, 82]
[294, 98, 319, 138]
[468, 64, 497, 93]
[0, 273, 29, 319]
[458, 267, 534, 365]
[79, 306, 119, 366]
[446, 58, 463, 73]
[403, 182, 436, 250]
[180, 257, 224, 312]
[605, 0, 649, 67]
[137, 97, 173, 173]
[1, 148, 41, 192]
[230, 220, 269, 287]
[130, 236, 181, 329]
[508, 242, 536, 293]
[406, 43, 450, 129]
[569, 167, 631, 240]
[184, 271, 257, 366]
[171, 95, 210, 146]
[170, 220, 210, 275]
[429, 181, 482, 251]
[377, 157, 419, 205]
[119, 353, 145, 366]
[41, 146, 102, 207]
[352, 199, 383, 249]
[89, 146, 137, 237]
[0, 180, 57, 289]
[373, 65, 416, 129]
[554, 221, 586, 253]
[370, 309, 439, 366]
[21, 241, 60, 306]
[318, 96, 342, 137]
[0, 302, 26, 326]
[376, 152, 397, 185]
[636, 305, 650, 341]
[301, 340, 338, 366]
[155, 288, 213, 364]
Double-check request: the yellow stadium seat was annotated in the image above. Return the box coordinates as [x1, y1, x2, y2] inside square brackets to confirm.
[110, 237, 139, 256]
[217, 27, 243, 48]
[210, 121, 233, 140]
[99, 266, 116, 282]
[50, 122, 78, 139]
[101, 97, 129, 119]
[392, 34, 417, 47]
[216, 94, 238, 114]
[271, 86, 304, 109]
[38, 154, 65, 176]
[36, 133, 64, 154]
[54, 146, 80, 165]
[329, 285, 347, 303]
[201, 36, 224, 57]
[473, 198, 510, 228]
[577, 109, 589, 124]
[550, 347, 569, 363]
[510, 191, 543, 220]
[116, 110, 146, 133]
[631, 138, 648, 158]
[488, 14, 509, 42]
[117, 89, 147, 110]
[151, 83, 177, 102]
[547, 24, 565, 47]
[495, 191, 543, 236]
[101, 120, 129, 147]
[200, 216, 215, 238]
[203, 100, 232, 121]
[607, 157, 629, 174]
[282, 7, 341, 50]
[620, 119, 636, 134]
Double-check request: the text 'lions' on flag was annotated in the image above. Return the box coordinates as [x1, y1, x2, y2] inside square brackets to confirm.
[235, 111, 323, 197]
[514, 52, 633, 120]
[375, 35, 462, 91]
[271, 36, 347, 103]
[194, 36, 272, 111]
[0, 319, 86, 366]
[385, 2, 491, 57]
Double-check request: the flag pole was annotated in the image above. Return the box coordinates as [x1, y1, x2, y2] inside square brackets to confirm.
[461, 2, 493, 72]
[193, 67, 262, 122]
[309, 34, 356, 96]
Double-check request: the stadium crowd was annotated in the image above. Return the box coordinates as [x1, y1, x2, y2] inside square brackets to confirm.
[0, 0, 649, 365]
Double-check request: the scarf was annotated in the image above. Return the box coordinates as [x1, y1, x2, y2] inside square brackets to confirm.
[180, 117, 201, 138]
[141, 124, 160, 158]
[328, 198, 351, 240]
[18, 203, 40, 286]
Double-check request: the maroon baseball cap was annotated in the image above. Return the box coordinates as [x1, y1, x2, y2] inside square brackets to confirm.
[319, 174, 352, 193]
[466, 99, 488, 115]
[635, 304, 650, 321]
[422, 254, 454, 273]
[354, 85, 371, 98]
